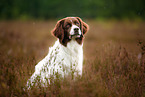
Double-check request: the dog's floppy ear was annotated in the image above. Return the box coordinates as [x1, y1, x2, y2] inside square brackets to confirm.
[76, 17, 89, 35]
[51, 19, 64, 41]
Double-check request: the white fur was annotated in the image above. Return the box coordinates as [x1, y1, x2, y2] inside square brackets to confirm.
[26, 39, 83, 89]
[70, 25, 81, 36]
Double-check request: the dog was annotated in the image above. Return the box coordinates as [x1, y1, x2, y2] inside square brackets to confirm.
[26, 17, 89, 89]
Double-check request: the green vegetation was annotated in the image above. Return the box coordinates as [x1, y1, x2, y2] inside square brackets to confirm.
[0, 20, 144, 96]
[0, 0, 145, 20]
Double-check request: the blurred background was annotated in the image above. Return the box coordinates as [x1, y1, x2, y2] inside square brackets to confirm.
[0, 0, 145, 20]
[0, 0, 145, 96]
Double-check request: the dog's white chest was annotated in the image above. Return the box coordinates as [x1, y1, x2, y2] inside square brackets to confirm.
[26, 40, 83, 89]
[59, 40, 83, 74]
[60, 40, 83, 65]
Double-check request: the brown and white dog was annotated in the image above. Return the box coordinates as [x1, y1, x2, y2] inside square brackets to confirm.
[26, 17, 89, 89]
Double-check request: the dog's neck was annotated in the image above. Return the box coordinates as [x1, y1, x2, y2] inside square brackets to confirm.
[60, 36, 84, 47]
[59, 39, 83, 56]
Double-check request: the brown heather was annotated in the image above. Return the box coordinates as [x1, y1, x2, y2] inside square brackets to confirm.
[0, 20, 145, 97]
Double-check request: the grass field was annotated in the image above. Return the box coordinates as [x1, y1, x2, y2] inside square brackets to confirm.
[0, 20, 145, 97]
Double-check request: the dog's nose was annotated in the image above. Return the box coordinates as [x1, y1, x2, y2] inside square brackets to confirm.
[74, 28, 79, 34]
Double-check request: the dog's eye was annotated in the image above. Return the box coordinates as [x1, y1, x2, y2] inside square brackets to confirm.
[74, 21, 79, 25]
[76, 22, 79, 25]
[66, 24, 71, 28]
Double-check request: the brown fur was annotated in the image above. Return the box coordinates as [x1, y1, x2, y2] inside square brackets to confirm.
[51, 17, 89, 46]
[76, 17, 89, 35]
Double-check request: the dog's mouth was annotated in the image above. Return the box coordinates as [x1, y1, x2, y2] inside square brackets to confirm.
[69, 34, 82, 39]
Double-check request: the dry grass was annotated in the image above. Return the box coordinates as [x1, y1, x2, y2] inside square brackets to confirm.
[0, 20, 145, 97]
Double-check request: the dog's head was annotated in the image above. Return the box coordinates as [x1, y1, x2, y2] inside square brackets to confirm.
[51, 17, 89, 46]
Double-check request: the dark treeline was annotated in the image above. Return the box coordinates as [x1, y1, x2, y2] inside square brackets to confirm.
[0, 0, 145, 20]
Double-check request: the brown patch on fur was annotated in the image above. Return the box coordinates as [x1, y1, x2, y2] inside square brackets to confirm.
[75, 37, 84, 44]
[51, 19, 65, 43]
[76, 17, 89, 35]
[51, 17, 89, 46]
